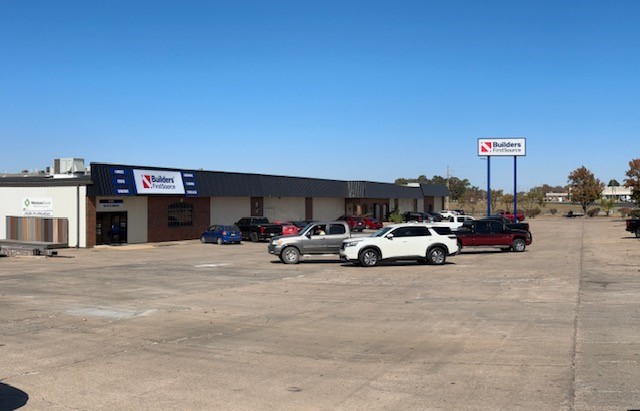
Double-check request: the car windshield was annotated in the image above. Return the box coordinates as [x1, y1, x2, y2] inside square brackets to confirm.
[370, 227, 393, 237]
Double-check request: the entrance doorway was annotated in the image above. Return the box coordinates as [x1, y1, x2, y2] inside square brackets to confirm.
[96, 212, 128, 245]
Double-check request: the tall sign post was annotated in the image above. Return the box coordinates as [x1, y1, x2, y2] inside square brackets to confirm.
[477, 138, 527, 219]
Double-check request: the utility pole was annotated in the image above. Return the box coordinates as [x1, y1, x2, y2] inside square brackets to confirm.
[446, 165, 451, 209]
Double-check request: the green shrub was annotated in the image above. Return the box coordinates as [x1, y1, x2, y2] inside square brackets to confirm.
[388, 211, 403, 223]
[587, 207, 601, 217]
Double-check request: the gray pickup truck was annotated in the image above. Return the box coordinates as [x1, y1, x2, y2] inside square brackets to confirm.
[267, 221, 351, 264]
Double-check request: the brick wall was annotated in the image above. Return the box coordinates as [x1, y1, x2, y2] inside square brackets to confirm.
[86, 196, 97, 248]
[147, 197, 210, 243]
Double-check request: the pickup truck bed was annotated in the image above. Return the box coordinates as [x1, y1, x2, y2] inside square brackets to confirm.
[235, 217, 283, 242]
[626, 219, 640, 238]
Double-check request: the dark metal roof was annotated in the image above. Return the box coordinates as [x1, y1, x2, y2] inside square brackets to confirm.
[84, 163, 449, 199]
[420, 184, 451, 197]
[0, 175, 93, 187]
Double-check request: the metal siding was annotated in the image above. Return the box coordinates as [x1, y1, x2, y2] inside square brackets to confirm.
[88, 163, 442, 200]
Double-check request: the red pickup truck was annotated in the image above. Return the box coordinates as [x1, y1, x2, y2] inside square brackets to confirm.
[455, 219, 532, 252]
[496, 210, 525, 222]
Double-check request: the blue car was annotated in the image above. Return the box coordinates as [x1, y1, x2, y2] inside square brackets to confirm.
[200, 225, 242, 245]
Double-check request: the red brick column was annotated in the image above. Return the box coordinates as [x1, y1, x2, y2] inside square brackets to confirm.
[86, 196, 97, 248]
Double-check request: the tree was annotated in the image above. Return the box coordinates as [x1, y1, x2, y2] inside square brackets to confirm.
[489, 189, 503, 214]
[568, 166, 604, 214]
[501, 194, 514, 212]
[520, 187, 545, 214]
[624, 158, 640, 205]
[600, 198, 615, 216]
[459, 187, 483, 214]
[447, 177, 471, 201]
[393, 174, 471, 201]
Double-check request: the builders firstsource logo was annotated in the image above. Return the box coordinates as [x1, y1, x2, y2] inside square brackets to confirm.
[478, 138, 526, 156]
[133, 170, 185, 194]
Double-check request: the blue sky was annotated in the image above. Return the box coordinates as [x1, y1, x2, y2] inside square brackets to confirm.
[1, 0, 638, 192]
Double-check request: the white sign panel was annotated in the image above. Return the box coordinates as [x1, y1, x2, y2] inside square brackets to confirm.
[478, 138, 526, 156]
[23, 197, 53, 217]
[132, 169, 185, 194]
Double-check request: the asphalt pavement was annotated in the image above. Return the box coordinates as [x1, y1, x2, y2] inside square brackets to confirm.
[1, 217, 639, 410]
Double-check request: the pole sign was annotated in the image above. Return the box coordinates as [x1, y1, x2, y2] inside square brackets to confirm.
[478, 138, 526, 156]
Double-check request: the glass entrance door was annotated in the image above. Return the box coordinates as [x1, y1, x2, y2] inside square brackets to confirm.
[96, 212, 128, 245]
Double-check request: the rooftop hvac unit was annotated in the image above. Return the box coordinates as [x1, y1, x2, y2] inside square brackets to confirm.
[54, 158, 86, 175]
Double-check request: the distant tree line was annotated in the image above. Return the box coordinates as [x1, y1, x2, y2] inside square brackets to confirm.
[395, 157, 640, 215]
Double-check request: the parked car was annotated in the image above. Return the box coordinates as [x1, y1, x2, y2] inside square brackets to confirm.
[200, 225, 242, 244]
[363, 216, 383, 230]
[425, 211, 443, 222]
[268, 221, 351, 264]
[455, 219, 532, 252]
[433, 214, 475, 230]
[235, 217, 283, 242]
[439, 209, 459, 219]
[337, 215, 366, 232]
[496, 210, 525, 222]
[273, 221, 300, 236]
[402, 211, 440, 223]
[340, 223, 459, 267]
[290, 220, 315, 229]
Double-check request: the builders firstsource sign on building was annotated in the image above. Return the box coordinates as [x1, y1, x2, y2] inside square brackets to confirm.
[132, 169, 185, 194]
[478, 138, 526, 156]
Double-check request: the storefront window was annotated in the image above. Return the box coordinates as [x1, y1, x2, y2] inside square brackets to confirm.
[168, 202, 193, 227]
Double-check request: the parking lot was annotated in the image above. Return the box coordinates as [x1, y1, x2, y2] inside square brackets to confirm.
[1, 217, 639, 410]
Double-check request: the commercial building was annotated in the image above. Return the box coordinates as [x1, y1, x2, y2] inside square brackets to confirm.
[0, 159, 449, 248]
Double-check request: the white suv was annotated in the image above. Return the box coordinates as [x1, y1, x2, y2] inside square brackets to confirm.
[439, 209, 459, 219]
[339, 223, 459, 267]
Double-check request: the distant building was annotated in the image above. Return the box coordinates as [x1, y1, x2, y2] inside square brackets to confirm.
[601, 186, 633, 202]
[544, 192, 569, 202]
[544, 186, 634, 203]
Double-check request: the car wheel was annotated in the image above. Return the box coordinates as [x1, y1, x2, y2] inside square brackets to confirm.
[636, 228, 640, 238]
[217, 238, 223, 245]
[200, 236, 207, 243]
[427, 247, 446, 265]
[512, 238, 526, 252]
[250, 232, 259, 243]
[281, 247, 300, 264]
[359, 248, 379, 267]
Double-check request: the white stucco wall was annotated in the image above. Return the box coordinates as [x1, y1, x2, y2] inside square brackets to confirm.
[313, 198, 344, 221]
[0, 185, 87, 247]
[397, 198, 414, 213]
[211, 197, 251, 225]
[433, 197, 444, 212]
[263, 197, 305, 221]
[96, 196, 148, 244]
